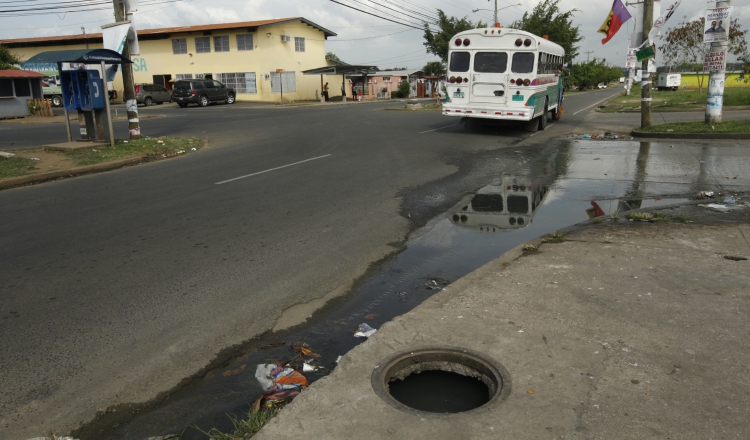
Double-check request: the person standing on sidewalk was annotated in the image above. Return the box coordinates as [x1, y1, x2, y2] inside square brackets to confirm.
[323, 82, 330, 101]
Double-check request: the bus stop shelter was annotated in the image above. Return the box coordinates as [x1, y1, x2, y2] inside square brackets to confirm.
[303, 61, 376, 102]
[23, 49, 132, 147]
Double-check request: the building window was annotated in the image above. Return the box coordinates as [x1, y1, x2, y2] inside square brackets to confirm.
[382, 76, 390, 82]
[294, 37, 305, 52]
[172, 38, 187, 54]
[195, 37, 211, 53]
[0, 79, 13, 97]
[194, 73, 206, 79]
[175, 74, 193, 80]
[214, 36, 229, 52]
[237, 34, 253, 51]
[270, 71, 296, 93]
[216, 72, 257, 94]
[13, 79, 31, 97]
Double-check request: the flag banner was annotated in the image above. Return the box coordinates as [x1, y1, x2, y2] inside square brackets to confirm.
[704, 7, 732, 43]
[599, 0, 632, 44]
[648, 0, 682, 43]
[636, 45, 655, 62]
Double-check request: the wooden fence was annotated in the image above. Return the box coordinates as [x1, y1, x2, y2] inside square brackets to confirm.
[26, 98, 54, 117]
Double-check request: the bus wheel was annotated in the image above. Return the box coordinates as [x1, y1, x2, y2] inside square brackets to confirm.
[51, 95, 63, 107]
[552, 102, 563, 121]
[523, 116, 539, 132]
[538, 106, 548, 130]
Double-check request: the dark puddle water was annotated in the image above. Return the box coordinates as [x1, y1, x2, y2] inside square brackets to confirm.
[388, 370, 490, 413]
[89, 144, 690, 440]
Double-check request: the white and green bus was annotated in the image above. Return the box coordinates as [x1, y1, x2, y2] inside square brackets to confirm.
[443, 28, 566, 131]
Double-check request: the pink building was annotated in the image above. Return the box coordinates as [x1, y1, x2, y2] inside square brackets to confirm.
[347, 69, 423, 100]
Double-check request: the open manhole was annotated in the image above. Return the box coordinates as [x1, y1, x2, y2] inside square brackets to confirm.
[371, 347, 511, 416]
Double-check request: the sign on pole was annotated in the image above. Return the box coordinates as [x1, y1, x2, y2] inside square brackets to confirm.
[703, 7, 733, 43]
[703, 50, 726, 72]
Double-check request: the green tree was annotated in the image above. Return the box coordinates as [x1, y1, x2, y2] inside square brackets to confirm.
[0, 44, 21, 70]
[422, 61, 446, 76]
[660, 18, 748, 94]
[509, 0, 582, 60]
[397, 80, 411, 98]
[566, 59, 623, 90]
[423, 10, 485, 63]
[326, 52, 341, 62]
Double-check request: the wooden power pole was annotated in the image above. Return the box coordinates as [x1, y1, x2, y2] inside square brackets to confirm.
[113, 0, 140, 137]
[640, 0, 653, 128]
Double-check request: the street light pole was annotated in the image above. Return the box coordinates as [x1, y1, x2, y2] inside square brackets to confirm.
[472, 2, 520, 26]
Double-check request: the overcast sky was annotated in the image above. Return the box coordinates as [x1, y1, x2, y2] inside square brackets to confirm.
[1, 0, 748, 68]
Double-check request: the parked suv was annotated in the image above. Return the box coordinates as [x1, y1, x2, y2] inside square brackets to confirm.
[171, 79, 236, 107]
[125, 83, 171, 106]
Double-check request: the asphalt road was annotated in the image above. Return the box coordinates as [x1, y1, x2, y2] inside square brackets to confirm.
[0, 88, 623, 438]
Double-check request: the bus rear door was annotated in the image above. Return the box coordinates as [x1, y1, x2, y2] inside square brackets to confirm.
[470, 51, 509, 105]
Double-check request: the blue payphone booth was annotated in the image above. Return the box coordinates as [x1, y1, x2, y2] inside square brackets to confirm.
[61, 69, 106, 112]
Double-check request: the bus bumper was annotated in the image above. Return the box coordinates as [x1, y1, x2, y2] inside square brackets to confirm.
[442, 105, 535, 121]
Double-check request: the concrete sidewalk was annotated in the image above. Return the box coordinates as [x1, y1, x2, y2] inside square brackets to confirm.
[576, 109, 750, 135]
[255, 205, 750, 439]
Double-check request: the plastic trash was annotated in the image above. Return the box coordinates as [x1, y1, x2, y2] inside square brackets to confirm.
[191, 147, 197, 151]
[303, 363, 316, 372]
[335, 355, 343, 364]
[701, 203, 730, 212]
[30, 157, 40, 161]
[699, 191, 714, 198]
[724, 196, 738, 204]
[255, 364, 309, 391]
[582, 134, 591, 139]
[0, 152, 15, 158]
[354, 323, 377, 338]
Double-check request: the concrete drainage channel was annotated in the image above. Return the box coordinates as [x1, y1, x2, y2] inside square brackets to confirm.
[372, 347, 512, 416]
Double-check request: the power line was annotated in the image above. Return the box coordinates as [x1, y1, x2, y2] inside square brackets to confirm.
[328, 0, 424, 29]
[347, 0, 434, 27]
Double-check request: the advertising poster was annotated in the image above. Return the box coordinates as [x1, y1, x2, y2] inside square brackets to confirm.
[704, 50, 726, 72]
[704, 7, 732, 43]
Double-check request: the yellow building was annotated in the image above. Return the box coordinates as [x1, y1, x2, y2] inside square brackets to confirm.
[1, 17, 340, 102]
[679, 72, 750, 89]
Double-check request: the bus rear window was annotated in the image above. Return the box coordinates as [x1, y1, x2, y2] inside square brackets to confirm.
[450, 52, 470, 72]
[474, 52, 508, 73]
[511, 53, 535, 73]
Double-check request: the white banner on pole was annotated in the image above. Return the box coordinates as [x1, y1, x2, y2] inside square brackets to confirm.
[704, 7, 733, 43]
[648, 0, 682, 43]
[703, 50, 726, 72]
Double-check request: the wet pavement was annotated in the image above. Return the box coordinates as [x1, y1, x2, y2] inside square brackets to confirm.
[76, 139, 750, 439]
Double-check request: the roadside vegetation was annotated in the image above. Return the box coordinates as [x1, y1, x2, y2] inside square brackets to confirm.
[198, 406, 283, 440]
[0, 137, 202, 181]
[602, 86, 750, 112]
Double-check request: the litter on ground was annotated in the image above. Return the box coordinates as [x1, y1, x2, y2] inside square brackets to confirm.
[354, 323, 377, 338]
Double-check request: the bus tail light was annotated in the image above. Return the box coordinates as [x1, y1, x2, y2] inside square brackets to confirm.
[449, 76, 456, 83]
[463, 77, 469, 83]
[516, 78, 523, 85]
[524, 39, 532, 47]
[455, 38, 462, 46]
[515, 39, 523, 46]
[463, 38, 471, 46]
[510, 79, 515, 84]
[523, 79, 531, 86]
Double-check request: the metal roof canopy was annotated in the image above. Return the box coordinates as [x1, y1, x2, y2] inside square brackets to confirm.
[24, 49, 132, 65]
[302, 64, 376, 76]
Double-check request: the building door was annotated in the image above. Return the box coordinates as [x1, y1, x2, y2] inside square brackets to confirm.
[152, 75, 165, 87]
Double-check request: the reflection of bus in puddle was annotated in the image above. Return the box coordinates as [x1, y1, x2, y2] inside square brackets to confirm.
[451, 175, 552, 231]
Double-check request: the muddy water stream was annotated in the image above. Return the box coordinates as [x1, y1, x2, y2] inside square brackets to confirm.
[86, 141, 694, 439]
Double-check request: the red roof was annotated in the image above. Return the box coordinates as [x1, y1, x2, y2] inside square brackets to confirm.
[0, 70, 47, 79]
[0, 17, 336, 45]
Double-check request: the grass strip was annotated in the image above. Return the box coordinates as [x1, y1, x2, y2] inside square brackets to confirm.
[198, 406, 282, 440]
[638, 119, 750, 133]
[602, 86, 750, 112]
[64, 137, 202, 166]
[0, 156, 37, 179]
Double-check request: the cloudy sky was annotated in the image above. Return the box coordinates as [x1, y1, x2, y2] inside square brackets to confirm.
[1, 0, 748, 68]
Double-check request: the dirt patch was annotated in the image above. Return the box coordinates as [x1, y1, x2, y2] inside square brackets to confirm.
[10, 150, 75, 172]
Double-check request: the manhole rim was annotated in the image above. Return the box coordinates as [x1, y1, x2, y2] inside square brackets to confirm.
[370, 345, 512, 418]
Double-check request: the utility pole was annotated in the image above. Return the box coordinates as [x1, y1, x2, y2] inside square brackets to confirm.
[583, 51, 594, 62]
[81, 27, 88, 49]
[113, 0, 140, 137]
[640, 0, 653, 128]
[706, 0, 730, 123]
[493, 0, 498, 25]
